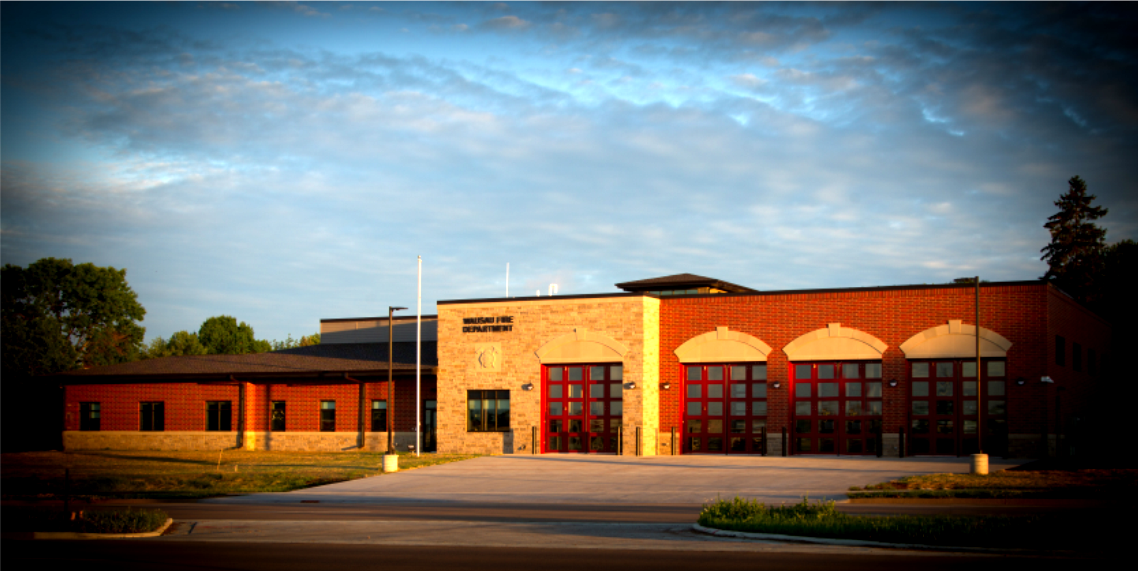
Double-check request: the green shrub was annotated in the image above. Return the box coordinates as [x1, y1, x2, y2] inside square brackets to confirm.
[78, 508, 168, 533]
[697, 496, 1096, 551]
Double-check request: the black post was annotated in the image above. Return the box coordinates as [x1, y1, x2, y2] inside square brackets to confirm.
[1056, 387, 1065, 459]
[761, 426, 767, 456]
[1041, 388, 1049, 459]
[898, 427, 905, 458]
[876, 428, 883, 458]
[671, 426, 676, 456]
[781, 426, 788, 457]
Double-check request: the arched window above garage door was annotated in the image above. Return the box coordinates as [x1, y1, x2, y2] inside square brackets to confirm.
[535, 328, 628, 364]
[783, 323, 887, 361]
[899, 320, 1012, 358]
[674, 326, 772, 363]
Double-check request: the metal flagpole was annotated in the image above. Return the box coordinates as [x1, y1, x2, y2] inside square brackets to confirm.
[416, 256, 422, 458]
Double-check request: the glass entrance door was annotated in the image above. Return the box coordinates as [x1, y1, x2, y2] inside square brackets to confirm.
[422, 399, 437, 452]
[544, 364, 623, 453]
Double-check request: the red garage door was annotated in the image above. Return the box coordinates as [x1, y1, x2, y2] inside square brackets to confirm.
[544, 364, 623, 453]
[683, 364, 769, 454]
[790, 362, 883, 455]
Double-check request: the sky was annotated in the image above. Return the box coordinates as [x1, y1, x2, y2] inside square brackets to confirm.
[2, 2, 1137, 345]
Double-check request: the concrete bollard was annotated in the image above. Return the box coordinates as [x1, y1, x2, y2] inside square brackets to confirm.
[970, 453, 989, 475]
[383, 454, 399, 473]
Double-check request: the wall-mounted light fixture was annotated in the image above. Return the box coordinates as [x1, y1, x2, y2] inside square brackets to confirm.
[1040, 376, 1054, 384]
[1015, 377, 1026, 386]
[522, 383, 534, 391]
[624, 382, 637, 390]
[888, 379, 899, 388]
[661, 382, 671, 390]
[771, 381, 782, 389]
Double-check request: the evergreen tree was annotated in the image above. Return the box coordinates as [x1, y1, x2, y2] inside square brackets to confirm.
[1040, 176, 1109, 304]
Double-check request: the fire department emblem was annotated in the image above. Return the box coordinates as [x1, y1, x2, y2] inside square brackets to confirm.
[475, 343, 501, 370]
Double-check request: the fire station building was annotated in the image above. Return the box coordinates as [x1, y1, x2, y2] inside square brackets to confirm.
[62, 274, 1109, 458]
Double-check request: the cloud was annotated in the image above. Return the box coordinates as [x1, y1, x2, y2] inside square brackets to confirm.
[260, 2, 329, 18]
[481, 15, 530, 31]
[2, 1, 1135, 343]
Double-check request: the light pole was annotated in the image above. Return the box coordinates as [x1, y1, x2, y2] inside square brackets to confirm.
[385, 306, 407, 470]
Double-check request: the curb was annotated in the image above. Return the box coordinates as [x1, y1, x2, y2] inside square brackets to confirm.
[3, 518, 174, 540]
[691, 523, 1056, 554]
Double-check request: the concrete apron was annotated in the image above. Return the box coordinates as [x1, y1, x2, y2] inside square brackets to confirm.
[203, 455, 1025, 506]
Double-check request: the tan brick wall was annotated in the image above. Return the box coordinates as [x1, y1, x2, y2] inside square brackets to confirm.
[437, 296, 656, 455]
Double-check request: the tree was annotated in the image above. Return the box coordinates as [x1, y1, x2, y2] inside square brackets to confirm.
[1040, 175, 1109, 305]
[142, 330, 209, 359]
[271, 332, 321, 351]
[197, 315, 265, 355]
[1, 258, 146, 376]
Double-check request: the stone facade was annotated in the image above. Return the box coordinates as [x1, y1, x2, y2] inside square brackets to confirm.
[64, 430, 421, 452]
[64, 431, 241, 451]
[437, 295, 660, 455]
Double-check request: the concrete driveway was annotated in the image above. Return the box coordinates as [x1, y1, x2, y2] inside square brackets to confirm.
[207, 454, 1023, 506]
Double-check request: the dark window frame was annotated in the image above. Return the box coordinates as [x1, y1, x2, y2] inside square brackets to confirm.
[1056, 335, 1066, 366]
[270, 401, 286, 432]
[206, 401, 233, 431]
[80, 402, 101, 431]
[467, 390, 510, 432]
[140, 402, 165, 432]
[371, 400, 388, 432]
[320, 400, 336, 432]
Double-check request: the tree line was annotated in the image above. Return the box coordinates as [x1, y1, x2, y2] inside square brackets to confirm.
[1, 258, 319, 379]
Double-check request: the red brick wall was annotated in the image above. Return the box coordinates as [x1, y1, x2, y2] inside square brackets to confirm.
[1045, 287, 1112, 439]
[658, 284, 1057, 437]
[66, 378, 437, 433]
[65, 383, 240, 431]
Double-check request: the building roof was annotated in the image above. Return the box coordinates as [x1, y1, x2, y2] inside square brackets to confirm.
[614, 273, 759, 294]
[59, 342, 438, 382]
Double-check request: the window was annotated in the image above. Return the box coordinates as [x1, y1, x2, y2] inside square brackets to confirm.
[371, 400, 387, 432]
[140, 402, 165, 432]
[206, 401, 232, 431]
[270, 401, 286, 431]
[320, 401, 336, 432]
[80, 402, 100, 431]
[1056, 335, 1066, 366]
[1073, 342, 1083, 372]
[468, 390, 509, 432]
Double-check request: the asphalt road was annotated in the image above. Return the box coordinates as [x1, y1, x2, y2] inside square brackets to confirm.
[79, 497, 1108, 523]
[2, 540, 1100, 571]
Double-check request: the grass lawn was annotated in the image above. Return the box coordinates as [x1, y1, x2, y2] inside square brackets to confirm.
[1, 450, 480, 499]
[847, 463, 1138, 499]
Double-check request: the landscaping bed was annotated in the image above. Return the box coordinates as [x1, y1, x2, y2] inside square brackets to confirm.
[1, 450, 480, 500]
[846, 466, 1138, 500]
[2, 506, 169, 534]
[698, 496, 1115, 551]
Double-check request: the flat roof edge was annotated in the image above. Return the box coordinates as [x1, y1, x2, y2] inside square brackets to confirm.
[321, 315, 438, 323]
[439, 281, 1046, 305]
[438, 292, 652, 305]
